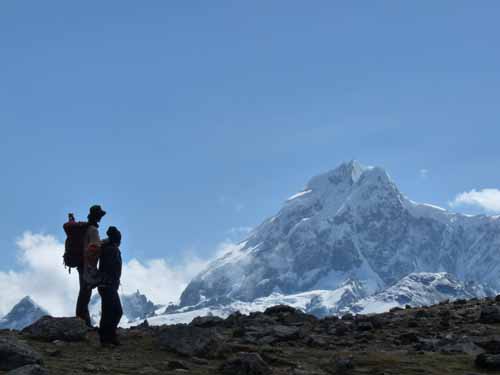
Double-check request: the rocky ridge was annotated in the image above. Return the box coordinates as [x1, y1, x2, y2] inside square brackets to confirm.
[3, 297, 500, 374]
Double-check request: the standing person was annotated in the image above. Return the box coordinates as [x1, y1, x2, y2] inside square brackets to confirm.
[98, 226, 123, 346]
[76, 205, 106, 327]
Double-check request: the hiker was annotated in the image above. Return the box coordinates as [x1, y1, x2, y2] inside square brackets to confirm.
[97, 226, 123, 346]
[76, 205, 106, 327]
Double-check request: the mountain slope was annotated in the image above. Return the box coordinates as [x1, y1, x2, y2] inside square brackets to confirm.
[179, 161, 500, 312]
[0, 296, 48, 330]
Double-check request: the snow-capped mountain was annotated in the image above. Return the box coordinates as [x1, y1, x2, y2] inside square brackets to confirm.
[173, 161, 500, 320]
[90, 290, 160, 325]
[0, 296, 48, 330]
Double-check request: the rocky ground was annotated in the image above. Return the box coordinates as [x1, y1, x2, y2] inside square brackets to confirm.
[3, 297, 500, 374]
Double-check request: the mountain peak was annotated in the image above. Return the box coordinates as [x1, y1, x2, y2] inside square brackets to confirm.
[0, 296, 48, 330]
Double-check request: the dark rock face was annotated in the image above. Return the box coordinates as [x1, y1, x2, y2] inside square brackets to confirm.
[22, 316, 88, 342]
[479, 305, 500, 324]
[0, 337, 42, 371]
[6, 364, 49, 375]
[220, 352, 272, 375]
[476, 353, 500, 370]
[157, 325, 228, 358]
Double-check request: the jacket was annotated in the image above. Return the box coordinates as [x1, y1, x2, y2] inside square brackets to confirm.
[98, 239, 122, 289]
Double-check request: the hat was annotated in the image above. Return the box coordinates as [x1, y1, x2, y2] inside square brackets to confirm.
[106, 226, 121, 244]
[89, 205, 106, 218]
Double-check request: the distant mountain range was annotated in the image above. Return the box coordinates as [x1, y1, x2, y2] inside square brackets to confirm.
[0, 290, 161, 330]
[90, 290, 162, 325]
[154, 161, 499, 323]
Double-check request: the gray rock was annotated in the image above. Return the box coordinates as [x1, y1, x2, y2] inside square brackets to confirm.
[157, 325, 227, 358]
[220, 352, 272, 375]
[22, 316, 88, 342]
[6, 365, 48, 375]
[190, 316, 224, 328]
[0, 337, 42, 371]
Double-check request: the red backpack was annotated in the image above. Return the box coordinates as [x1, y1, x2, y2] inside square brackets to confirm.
[63, 214, 89, 271]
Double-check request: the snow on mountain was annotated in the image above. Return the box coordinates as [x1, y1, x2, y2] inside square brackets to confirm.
[0, 296, 48, 330]
[144, 272, 496, 326]
[172, 161, 500, 322]
[90, 290, 160, 326]
[349, 272, 495, 315]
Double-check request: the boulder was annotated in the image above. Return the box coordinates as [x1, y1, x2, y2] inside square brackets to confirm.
[22, 316, 88, 342]
[476, 353, 500, 370]
[6, 365, 49, 375]
[264, 305, 298, 315]
[479, 306, 500, 324]
[220, 352, 272, 375]
[0, 337, 43, 371]
[190, 316, 224, 328]
[157, 325, 227, 358]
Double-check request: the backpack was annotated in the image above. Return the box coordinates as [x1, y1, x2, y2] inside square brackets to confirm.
[63, 219, 89, 270]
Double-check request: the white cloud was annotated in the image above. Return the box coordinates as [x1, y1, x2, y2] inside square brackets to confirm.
[449, 188, 500, 213]
[420, 169, 429, 179]
[0, 232, 79, 317]
[0, 232, 217, 318]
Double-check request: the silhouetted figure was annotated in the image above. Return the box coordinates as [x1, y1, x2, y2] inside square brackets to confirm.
[98, 226, 123, 346]
[76, 205, 106, 327]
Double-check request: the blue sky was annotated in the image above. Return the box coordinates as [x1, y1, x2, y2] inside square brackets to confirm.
[1, 1, 500, 277]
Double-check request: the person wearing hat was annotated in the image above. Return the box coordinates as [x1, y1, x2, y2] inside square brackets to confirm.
[76, 205, 106, 327]
[97, 226, 123, 346]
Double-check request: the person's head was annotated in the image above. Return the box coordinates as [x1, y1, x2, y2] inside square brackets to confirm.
[106, 226, 121, 246]
[88, 205, 106, 223]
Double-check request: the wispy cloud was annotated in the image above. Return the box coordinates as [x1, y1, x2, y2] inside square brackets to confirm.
[419, 169, 429, 179]
[0, 232, 222, 317]
[449, 188, 500, 213]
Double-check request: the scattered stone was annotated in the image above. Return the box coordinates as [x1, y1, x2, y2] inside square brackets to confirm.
[22, 316, 88, 342]
[6, 365, 49, 375]
[220, 352, 272, 375]
[479, 306, 500, 324]
[191, 357, 209, 365]
[0, 337, 43, 371]
[335, 356, 354, 372]
[138, 366, 160, 374]
[157, 325, 228, 358]
[44, 347, 61, 357]
[190, 316, 224, 328]
[356, 322, 373, 331]
[476, 353, 500, 370]
[342, 314, 354, 321]
[166, 360, 189, 370]
[398, 332, 419, 345]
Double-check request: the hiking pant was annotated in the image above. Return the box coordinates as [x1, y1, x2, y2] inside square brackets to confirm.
[98, 286, 123, 343]
[76, 266, 92, 327]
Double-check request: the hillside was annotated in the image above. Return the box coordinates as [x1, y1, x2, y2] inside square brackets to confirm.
[3, 297, 500, 374]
